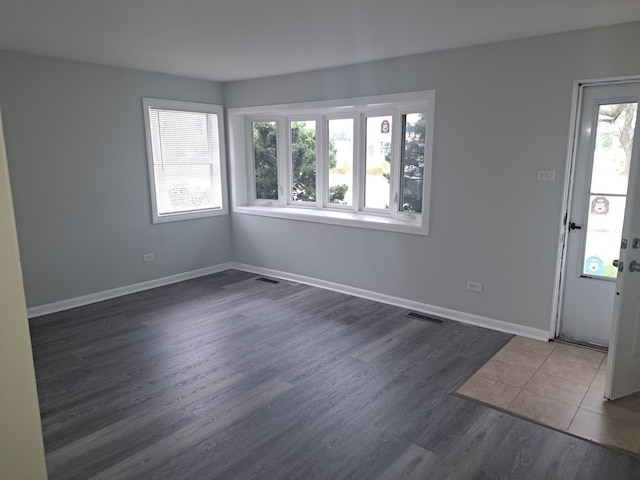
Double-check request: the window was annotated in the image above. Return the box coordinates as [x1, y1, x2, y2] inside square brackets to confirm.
[229, 91, 434, 235]
[400, 113, 426, 214]
[143, 98, 228, 223]
[328, 118, 354, 206]
[252, 120, 278, 200]
[365, 115, 393, 210]
[290, 120, 318, 203]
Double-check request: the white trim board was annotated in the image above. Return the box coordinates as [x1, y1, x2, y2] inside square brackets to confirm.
[27, 263, 234, 318]
[232, 263, 550, 341]
[27, 261, 550, 341]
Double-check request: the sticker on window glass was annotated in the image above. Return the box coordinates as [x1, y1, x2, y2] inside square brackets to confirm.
[591, 196, 610, 215]
[584, 256, 604, 275]
[381, 120, 390, 134]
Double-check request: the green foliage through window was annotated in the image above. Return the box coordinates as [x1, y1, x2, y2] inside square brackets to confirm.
[253, 121, 278, 200]
[401, 113, 426, 213]
[253, 120, 347, 203]
[291, 121, 317, 202]
[381, 113, 426, 213]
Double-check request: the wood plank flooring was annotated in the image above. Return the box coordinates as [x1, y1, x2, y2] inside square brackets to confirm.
[29, 270, 640, 479]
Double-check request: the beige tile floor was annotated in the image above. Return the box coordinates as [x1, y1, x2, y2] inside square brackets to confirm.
[458, 336, 640, 455]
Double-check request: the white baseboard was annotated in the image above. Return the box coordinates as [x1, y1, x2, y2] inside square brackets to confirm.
[27, 263, 234, 318]
[232, 262, 550, 341]
[27, 260, 550, 341]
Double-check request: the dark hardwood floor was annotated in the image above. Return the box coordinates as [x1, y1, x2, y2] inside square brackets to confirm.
[29, 270, 640, 479]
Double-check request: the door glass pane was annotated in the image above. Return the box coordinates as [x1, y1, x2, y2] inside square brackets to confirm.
[328, 119, 353, 206]
[583, 195, 627, 278]
[400, 113, 426, 213]
[253, 121, 278, 200]
[291, 120, 317, 202]
[582, 102, 637, 278]
[590, 103, 637, 195]
[365, 115, 392, 209]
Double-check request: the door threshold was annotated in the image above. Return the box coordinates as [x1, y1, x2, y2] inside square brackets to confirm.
[554, 336, 608, 353]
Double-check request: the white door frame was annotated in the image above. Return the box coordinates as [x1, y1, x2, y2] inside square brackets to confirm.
[551, 75, 640, 340]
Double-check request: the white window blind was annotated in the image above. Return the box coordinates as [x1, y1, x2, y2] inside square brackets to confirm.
[143, 99, 227, 223]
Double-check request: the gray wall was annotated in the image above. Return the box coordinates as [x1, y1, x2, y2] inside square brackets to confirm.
[3, 22, 639, 331]
[225, 22, 640, 332]
[0, 50, 232, 307]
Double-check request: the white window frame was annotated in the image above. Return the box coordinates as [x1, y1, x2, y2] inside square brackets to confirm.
[142, 98, 229, 224]
[287, 115, 322, 207]
[324, 113, 358, 210]
[361, 108, 396, 214]
[228, 90, 434, 235]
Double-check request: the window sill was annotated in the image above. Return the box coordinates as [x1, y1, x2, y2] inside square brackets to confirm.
[152, 208, 228, 224]
[233, 205, 429, 235]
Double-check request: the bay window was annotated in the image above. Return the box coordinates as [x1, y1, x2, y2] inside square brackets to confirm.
[229, 91, 434, 235]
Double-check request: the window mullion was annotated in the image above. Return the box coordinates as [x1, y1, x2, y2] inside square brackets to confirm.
[278, 116, 289, 205]
[317, 115, 327, 208]
[245, 117, 257, 202]
[390, 110, 402, 219]
[354, 112, 365, 212]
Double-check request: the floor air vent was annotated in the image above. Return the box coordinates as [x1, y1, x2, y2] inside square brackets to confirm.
[256, 277, 280, 284]
[405, 311, 444, 324]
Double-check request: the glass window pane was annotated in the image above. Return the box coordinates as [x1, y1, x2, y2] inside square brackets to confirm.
[148, 108, 221, 217]
[590, 103, 637, 195]
[328, 119, 353, 206]
[154, 164, 220, 214]
[365, 115, 392, 209]
[582, 195, 626, 278]
[291, 121, 317, 202]
[400, 113, 426, 213]
[151, 110, 211, 163]
[253, 121, 278, 200]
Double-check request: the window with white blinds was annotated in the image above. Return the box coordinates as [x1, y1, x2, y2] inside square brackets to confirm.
[143, 98, 228, 223]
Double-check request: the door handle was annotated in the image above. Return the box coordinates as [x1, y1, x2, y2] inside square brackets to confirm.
[569, 222, 582, 230]
[629, 260, 640, 272]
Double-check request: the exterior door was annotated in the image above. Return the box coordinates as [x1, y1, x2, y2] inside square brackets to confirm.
[560, 83, 640, 347]
[606, 86, 640, 399]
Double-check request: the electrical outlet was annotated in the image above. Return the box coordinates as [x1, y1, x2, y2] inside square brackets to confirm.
[466, 281, 483, 293]
[142, 253, 154, 263]
[537, 170, 555, 181]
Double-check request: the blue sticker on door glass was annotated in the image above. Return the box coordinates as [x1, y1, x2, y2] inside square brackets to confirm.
[584, 256, 604, 275]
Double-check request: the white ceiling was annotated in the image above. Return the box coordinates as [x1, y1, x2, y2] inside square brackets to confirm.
[0, 0, 638, 82]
